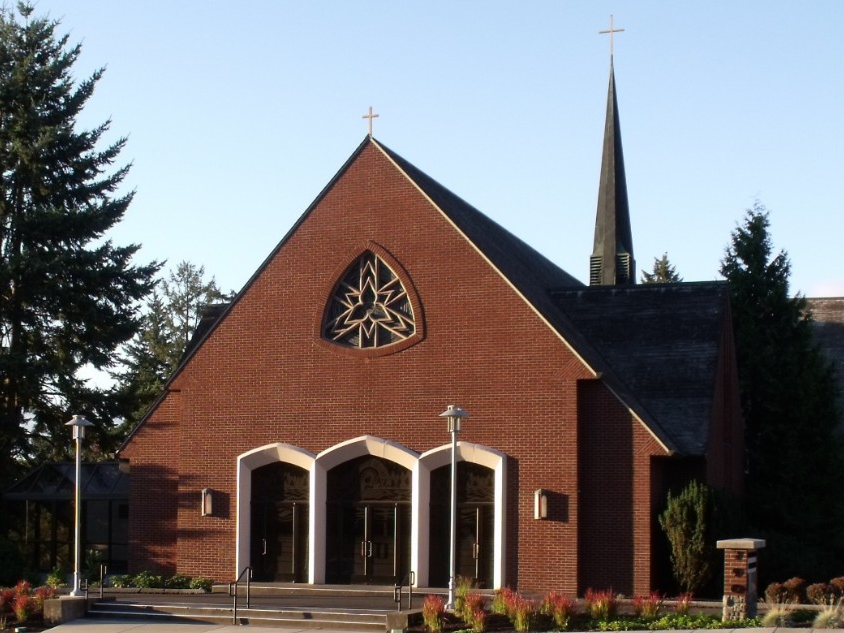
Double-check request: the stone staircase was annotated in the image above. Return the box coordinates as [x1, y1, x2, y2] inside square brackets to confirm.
[85, 584, 426, 631]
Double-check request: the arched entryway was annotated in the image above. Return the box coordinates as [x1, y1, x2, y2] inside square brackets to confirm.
[429, 461, 495, 588]
[417, 442, 506, 589]
[250, 461, 309, 582]
[325, 455, 411, 584]
[236, 443, 316, 581]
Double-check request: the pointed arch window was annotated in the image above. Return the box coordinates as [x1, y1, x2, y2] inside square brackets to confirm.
[323, 251, 418, 350]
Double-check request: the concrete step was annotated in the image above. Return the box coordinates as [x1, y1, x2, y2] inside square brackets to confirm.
[89, 599, 390, 631]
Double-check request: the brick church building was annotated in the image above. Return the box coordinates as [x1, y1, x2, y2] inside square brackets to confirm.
[118, 61, 744, 595]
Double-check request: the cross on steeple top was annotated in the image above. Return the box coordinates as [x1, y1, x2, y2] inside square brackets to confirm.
[599, 15, 625, 57]
[362, 106, 379, 136]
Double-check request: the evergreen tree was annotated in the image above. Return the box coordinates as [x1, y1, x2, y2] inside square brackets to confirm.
[114, 261, 224, 429]
[0, 3, 158, 487]
[720, 203, 844, 579]
[162, 261, 224, 356]
[641, 252, 682, 283]
[658, 480, 714, 594]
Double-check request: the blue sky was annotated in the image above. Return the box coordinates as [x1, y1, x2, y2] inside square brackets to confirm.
[30, 1, 844, 298]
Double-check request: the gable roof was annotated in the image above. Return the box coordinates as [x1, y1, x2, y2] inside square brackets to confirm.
[120, 138, 729, 459]
[549, 282, 731, 456]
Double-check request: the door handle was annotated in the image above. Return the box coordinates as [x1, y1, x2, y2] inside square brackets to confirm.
[262, 539, 267, 556]
[472, 542, 480, 560]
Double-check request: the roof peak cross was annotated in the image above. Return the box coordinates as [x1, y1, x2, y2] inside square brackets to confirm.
[599, 14, 625, 58]
[362, 106, 379, 137]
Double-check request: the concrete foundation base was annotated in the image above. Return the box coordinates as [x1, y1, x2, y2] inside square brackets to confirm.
[43, 595, 88, 626]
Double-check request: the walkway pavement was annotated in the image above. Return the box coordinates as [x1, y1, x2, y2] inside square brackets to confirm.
[46, 618, 357, 632]
[45, 621, 844, 633]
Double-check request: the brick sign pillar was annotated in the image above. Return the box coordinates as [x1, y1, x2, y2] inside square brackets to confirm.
[716, 538, 766, 621]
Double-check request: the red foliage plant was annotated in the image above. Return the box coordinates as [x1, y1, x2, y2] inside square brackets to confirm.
[584, 588, 618, 621]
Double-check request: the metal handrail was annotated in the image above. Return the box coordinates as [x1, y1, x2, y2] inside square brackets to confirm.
[393, 570, 415, 611]
[230, 566, 252, 625]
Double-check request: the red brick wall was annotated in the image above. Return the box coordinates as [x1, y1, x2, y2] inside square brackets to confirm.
[120, 389, 182, 575]
[576, 379, 668, 595]
[121, 142, 670, 590]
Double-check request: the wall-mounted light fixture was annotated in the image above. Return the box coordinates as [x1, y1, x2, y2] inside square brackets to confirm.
[201, 488, 213, 517]
[534, 488, 548, 520]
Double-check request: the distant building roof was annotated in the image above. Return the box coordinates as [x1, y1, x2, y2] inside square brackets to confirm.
[3, 461, 128, 501]
[807, 297, 844, 415]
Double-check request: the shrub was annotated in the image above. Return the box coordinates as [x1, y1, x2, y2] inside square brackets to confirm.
[633, 591, 664, 619]
[132, 570, 164, 588]
[462, 593, 486, 628]
[675, 592, 693, 615]
[422, 594, 445, 633]
[584, 588, 618, 621]
[164, 573, 191, 589]
[510, 595, 537, 633]
[830, 577, 844, 596]
[491, 588, 514, 615]
[45, 565, 67, 589]
[13, 593, 36, 623]
[658, 480, 714, 594]
[189, 576, 213, 592]
[84, 547, 105, 583]
[814, 598, 844, 629]
[541, 591, 577, 630]
[765, 581, 788, 604]
[783, 577, 806, 603]
[469, 605, 487, 633]
[109, 574, 133, 588]
[34, 586, 56, 609]
[454, 575, 474, 620]
[808, 583, 835, 605]
[1, 587, 16, 613]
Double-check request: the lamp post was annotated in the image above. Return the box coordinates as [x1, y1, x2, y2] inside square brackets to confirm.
[439, 405, 468, 611]
[66, 415, 93, 597]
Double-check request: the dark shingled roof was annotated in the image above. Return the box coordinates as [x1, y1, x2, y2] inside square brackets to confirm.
[121, 137, 730, 459]
[377, 140, 583, 293]
[549, 282, 731, 455]
[380, 138, 728, 456]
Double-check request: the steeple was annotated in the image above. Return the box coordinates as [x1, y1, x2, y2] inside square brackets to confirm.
[590, 58, 635, 286]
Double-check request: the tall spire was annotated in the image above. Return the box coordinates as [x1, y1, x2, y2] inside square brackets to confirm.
[590, 58, 635, 286]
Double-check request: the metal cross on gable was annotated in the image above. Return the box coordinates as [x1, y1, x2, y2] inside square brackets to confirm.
[362, 106, 379, 136]
[599, 14, 625, 57]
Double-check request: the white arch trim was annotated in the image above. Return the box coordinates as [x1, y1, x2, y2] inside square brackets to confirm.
[235, 443, 316, 579]
[416, 442, 507, 589]
[235, 437, 506, 588]
[311, 436, 419, 583]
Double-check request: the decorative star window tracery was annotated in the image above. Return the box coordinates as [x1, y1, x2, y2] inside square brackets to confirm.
[323, 252, 416, 349]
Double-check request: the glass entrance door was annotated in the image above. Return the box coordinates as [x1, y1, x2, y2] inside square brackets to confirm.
[351, 503, 411, 583]
[326, 456, 411, 584]
[250, 462, 309, 582]
[430, 462, 495, 588]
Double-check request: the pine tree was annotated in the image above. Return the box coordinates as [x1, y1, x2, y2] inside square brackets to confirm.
[658, 480, 714, 594]
[0, 3, 158, 487]
[114, 261, 225, 430]
[162, 261, 224, 356]
[720, 203, 844, 579]
[641, 252, 682, 283]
